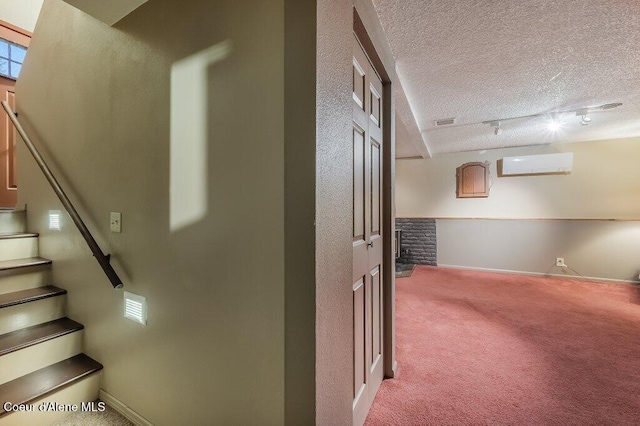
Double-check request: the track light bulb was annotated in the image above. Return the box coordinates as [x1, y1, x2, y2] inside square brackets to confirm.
[580, 115, 591, 126]
[548, 119, 561, 132]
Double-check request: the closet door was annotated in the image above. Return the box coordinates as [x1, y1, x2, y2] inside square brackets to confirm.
[352, 34, 384, 426]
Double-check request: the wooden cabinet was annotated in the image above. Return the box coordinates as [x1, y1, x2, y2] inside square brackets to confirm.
[456, 162, 489, 198]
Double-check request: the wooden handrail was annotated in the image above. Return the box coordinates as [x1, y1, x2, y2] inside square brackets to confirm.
[1, 101, 123, 289]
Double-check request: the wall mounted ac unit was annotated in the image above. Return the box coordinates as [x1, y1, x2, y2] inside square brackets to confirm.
[498, 153, 573, 176]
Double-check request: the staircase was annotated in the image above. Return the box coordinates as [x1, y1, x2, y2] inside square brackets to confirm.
[0, 210, 103, 426]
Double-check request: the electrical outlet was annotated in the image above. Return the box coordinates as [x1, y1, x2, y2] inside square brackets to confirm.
[556, 257, 565, 267]
[110, 212, 122, 233]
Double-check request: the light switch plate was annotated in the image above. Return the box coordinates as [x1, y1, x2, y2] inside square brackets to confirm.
[110, 212, 122, 233]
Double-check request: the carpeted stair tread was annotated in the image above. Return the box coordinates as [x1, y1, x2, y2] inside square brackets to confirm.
[0, 354, 103, 418]
[0, 257, 52, 272]
[0, 285, 66, 309]
[0, 318, 83, 357]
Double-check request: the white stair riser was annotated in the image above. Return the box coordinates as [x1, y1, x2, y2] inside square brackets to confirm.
[0, 331, 83, 385]
[0, 212, 26, 235]
[0, 269, 51, 296]
[0, 372, 102, 426]
[0, 296, 65, 335]
[0, 238, 38, 262]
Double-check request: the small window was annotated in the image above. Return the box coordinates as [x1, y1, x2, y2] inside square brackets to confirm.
[0, 39, 27, 80]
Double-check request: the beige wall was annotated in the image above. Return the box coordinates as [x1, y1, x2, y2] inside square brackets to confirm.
[315, 0, 353, 423]
[397, 137, 640, 220]
[16, 0, 398, 423]
[284, 0, 316, 423]
[397, 137, 640, 282]
[16, 0, 289, 424]
[0, 0, 43, 32]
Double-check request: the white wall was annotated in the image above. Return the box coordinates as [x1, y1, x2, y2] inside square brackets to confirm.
[0, 0, 44, 32]
[397, 137, 640, 282]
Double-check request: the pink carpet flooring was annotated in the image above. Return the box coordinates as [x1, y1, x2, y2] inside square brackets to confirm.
[365, 266, 640, 425]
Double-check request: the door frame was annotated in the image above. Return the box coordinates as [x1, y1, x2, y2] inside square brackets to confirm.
[0, 20, 31, 208]
[353, 8, 397, 380]
[0, 20, 32, 48]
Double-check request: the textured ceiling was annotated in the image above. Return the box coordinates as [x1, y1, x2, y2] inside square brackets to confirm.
[373, 0, 640, 156]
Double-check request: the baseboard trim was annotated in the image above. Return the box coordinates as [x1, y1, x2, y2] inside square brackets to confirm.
[99, 389, 153, 426]
[391, 360, 399, 378]
[437, 264, 638, 285]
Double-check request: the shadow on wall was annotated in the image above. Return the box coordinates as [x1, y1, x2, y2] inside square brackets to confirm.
[170, 41, 232, 232]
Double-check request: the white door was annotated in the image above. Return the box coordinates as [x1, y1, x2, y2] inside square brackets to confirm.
[352, 34, 384, 426]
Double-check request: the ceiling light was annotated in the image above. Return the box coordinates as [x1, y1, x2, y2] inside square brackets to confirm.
[482, 102, 622, 130]
[548, 121, 561, 131]
[548, 115, 561, 132]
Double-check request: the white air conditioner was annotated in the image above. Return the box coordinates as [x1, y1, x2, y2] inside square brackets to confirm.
[499, 153, 573, 176]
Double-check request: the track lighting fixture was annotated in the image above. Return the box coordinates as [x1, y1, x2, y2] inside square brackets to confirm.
[483, 102, 622, 135]
[576, 109, 591, 126]
[490, 121, 502, 136]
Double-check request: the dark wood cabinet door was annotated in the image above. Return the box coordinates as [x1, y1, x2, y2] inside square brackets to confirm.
[456, 162, 489, 198]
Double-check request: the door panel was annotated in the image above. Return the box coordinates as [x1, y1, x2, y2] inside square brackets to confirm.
[353, 60, 365, 109]
[353, 278, 366, 403]
[370, 139, 381, 237]
[352, 34, 384, 426]
[0, 79, 16, 207]
[353, 125, 366, 242]
[371, 266, 382, 370]
[370, 86, 381, 128]
[353, 118, 368, 283]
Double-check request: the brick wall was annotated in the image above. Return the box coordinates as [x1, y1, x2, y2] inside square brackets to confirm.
[396, 218, 437, 265]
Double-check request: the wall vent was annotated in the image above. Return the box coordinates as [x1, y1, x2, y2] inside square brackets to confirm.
[434, 117, 456, 126]
[124, 291, 147, 325]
